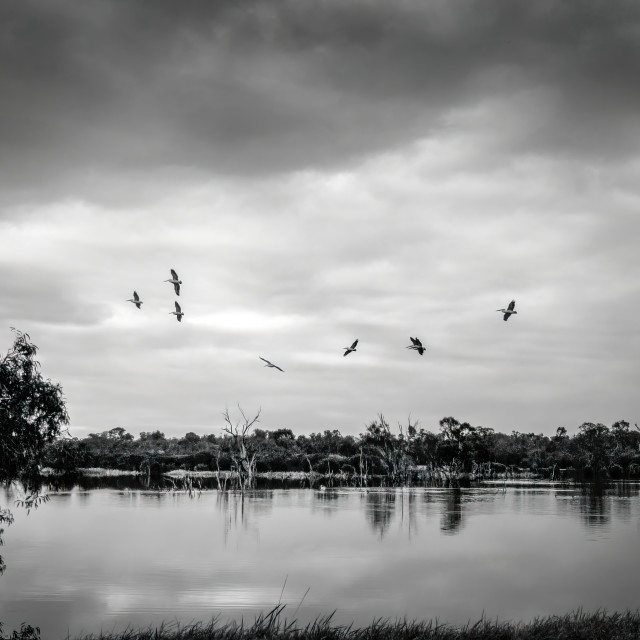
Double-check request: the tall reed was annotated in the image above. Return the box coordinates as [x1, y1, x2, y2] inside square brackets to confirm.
[32, 608, 640, 640]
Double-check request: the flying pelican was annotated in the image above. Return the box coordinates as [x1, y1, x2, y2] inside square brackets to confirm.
[259, 356, 284, 372]
[126, 291, 143, 309]
[169, 301, 184, 322]
[407, 336, 425, 356]
[343, 339, 358, 357]
[164, 269, 182, 296]
[497, 300, 517, 321]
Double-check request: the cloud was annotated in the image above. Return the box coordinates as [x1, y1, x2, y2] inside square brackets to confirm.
[1, 0, 639, 205]
[1, 1, 638, 437]
[2, 130, 638, 438]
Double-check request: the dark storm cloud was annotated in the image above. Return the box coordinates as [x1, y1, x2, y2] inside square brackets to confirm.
[1, 0, 639, 204]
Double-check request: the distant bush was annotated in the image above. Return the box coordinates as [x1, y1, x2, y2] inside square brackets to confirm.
[40, 416, 640, 485]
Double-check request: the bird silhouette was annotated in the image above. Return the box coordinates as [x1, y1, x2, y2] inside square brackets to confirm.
[165, 269, 182, 296]
[259, 356, 284, 372]
[407, 336, 425, 356]
[169, 301, 184, 322]
[126, 291, 143, 309]
[497, 300, 517, 321]
[343, 339, 358, 356]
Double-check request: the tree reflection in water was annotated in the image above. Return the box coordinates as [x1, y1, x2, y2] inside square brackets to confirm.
[398, 490, 419, 540]
[580, 483, 610, 529]
[440, 488, 464, 535]
[33, 476, 640, 543]
[580, 482, 638, 529]
[214, 489, 277, 546]
[553, 482, 640, 532]
[365, 490, 397, 538]
[216, 490, 246, 544]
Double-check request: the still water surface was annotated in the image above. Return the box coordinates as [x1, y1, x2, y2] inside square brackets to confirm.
[1, 482, 640, 638]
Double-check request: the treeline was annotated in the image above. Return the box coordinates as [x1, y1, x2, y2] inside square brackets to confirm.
[42, 416, 640, 483]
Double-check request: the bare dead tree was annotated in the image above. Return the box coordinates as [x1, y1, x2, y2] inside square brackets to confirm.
[222, 405, 261, 491]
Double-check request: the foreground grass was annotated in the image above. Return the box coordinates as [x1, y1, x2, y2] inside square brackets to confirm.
[10, 608, 638, 640]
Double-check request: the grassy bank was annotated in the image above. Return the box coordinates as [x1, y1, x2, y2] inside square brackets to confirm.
[8, 609, 640, 640]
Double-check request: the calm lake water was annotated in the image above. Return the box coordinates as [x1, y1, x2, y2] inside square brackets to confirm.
[1, 482, 640, 638]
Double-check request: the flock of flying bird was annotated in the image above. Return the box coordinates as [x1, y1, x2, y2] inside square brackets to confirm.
[127, 269, 518, 374]
[126, 269, 184, 321]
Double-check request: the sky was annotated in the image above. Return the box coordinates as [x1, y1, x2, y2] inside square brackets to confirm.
[1, 0, 639, 440]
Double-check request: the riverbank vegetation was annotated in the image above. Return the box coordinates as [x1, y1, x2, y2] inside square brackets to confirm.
[4, 608, 640, 640]
[3, 329, 638, 490]
[43, 413, 640, 487]
[1, 329, 69, 574]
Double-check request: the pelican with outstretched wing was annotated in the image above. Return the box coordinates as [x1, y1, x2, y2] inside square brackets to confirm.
[259, 356, 284, 372]
[164, 269, 182, 296]
[407, 337, 425, 356]
[169, 301, 184, 322]
[343, 339, 358, 357]
[126, 291, 143, 309]
[497, 300, 517, 321]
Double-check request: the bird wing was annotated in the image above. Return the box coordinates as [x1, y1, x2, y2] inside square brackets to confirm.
[508, 300, 516, 311]
[351, 339, 358, 349]
[175, 301, 181, 312]
[133, 291, 139, 301]
[171, 269, 179, 280]
[410, 336, 418, 345]
[414, 337, 423, 347]
[174, 282, 180, 295]
[503, 313, 510, 321]
[418, 347, 425, 355]
[259, 356, 283, 371]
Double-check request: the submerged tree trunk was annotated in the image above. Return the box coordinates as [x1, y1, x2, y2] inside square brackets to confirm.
[222, 406, 261, 492]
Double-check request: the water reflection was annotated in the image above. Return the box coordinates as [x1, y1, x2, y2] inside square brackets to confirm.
[440, 489, 463, 535]
[2, 481, 640, 639]
[398, 490, 420, 540]
[365, 491, 397, 538]
[21, 477, 640, 541]
[581, 484, 609, 529]
[360, 488, 468, 537]
[214, 490, 285, 548]
[553, 482, 640, 534]
[217, 491, 248, 544]
[313, 489, 341, 503]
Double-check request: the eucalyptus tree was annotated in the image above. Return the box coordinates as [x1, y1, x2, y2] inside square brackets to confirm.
[609, 421, 640, 477]
[1, 329, 69, 574]
[437, 416, 478, 476]
[576, 422, 612, 477]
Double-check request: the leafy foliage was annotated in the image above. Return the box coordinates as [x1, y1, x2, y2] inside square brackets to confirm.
[1, 329, 69, 575]
[0, 623, 41, 640]
[0, 507, 15, 575]
[1, 329, 69, 491]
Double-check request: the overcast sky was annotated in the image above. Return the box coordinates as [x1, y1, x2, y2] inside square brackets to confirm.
[1, 0, 639, 440]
